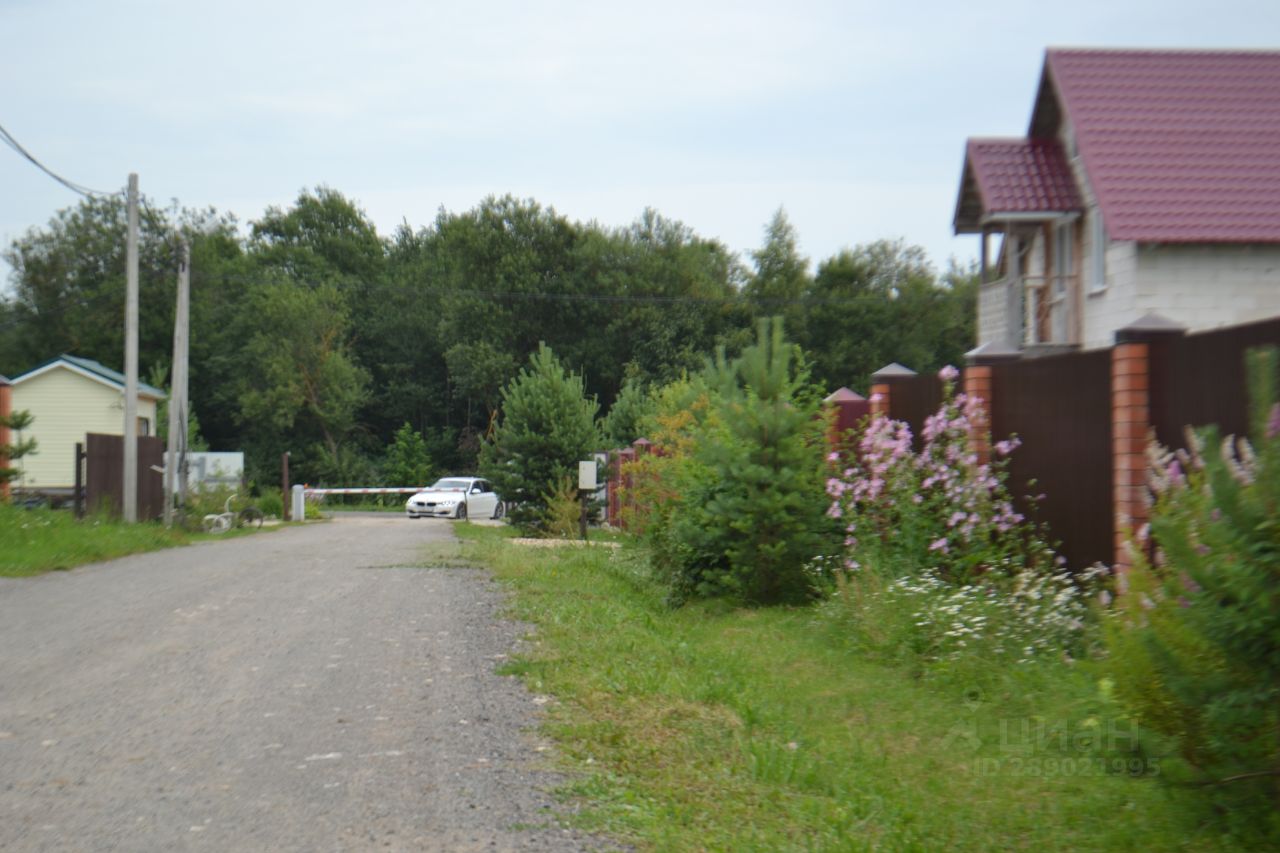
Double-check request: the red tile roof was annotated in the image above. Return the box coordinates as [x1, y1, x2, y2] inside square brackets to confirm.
[963, 137, 1083, 219]
[1044, 48, 1280, 243]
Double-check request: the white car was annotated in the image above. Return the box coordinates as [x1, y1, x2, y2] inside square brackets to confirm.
[405, 477, 504, 520]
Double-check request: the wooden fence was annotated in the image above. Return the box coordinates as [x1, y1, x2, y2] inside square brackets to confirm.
[84, 433, 165, 520]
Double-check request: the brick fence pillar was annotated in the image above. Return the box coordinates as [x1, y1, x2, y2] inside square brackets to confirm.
[869, 363, 916, 420]
[0, 375, 10, 501]
[823, 387, 869, 455]
[1112, 314, 1187, 571]
[963, 343, 1019, 467]
[963, 365, 994, 466]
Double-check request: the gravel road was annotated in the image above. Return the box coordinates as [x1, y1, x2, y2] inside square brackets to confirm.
[0, 516, 608, 852]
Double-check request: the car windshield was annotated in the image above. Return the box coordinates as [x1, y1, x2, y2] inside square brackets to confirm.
[429, 478, 471, 491]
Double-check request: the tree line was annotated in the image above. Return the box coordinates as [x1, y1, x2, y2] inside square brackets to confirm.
[0, 188, 975, 488]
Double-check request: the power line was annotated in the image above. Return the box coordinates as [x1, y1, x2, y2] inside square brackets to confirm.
[0, 121, 120, 198]
[188, 270, 913, 308]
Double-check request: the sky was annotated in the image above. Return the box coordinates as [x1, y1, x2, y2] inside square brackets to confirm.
[2, 0, 1278, 289]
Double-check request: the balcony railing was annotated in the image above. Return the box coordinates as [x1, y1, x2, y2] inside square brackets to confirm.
[982, 273, 1080, 349]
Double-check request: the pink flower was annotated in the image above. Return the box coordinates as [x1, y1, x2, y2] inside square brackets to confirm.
[1269, 403, 1280, 439]
[938, 365, 960, 382]
[928, 537, 949, 553]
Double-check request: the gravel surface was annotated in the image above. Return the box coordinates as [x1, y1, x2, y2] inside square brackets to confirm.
[0, 516, 612, 852]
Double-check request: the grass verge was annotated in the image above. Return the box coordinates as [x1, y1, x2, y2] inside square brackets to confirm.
[458, 525, 1243, 852]
[0, 503, 270, 577]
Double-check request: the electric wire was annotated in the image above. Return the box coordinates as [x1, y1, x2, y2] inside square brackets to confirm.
[0, 121, 120, 198]
[188, 271, 922, 308]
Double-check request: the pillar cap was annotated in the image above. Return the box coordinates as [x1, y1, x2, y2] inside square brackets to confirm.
[1115, 313, 1187, 344]
[0, 374, 10, 386]
[632, 437, 652, 448]
[824, 387, 865, 404]
[870, 363, 917, 381]
[964, 342, 1020, 365]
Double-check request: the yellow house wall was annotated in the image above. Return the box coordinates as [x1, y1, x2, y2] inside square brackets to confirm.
[10, 367, 159, 489]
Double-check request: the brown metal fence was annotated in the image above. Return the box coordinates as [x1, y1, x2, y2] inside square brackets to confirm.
[84, 433, 165, 520]
[885, 355, 1114, 570]
[990, 350, 1114, 570]
[886, 375, 944, 450]
[1152, 316, 1280, 451]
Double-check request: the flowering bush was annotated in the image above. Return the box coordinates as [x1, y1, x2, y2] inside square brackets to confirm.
[1103, 347, 1280, 835]
[839, 563, 1107, 663]
[825, 366, 1048, 582]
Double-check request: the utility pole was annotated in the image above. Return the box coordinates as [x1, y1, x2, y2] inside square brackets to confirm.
[164, 237, 190, 527]
[123, 173, 139, 522]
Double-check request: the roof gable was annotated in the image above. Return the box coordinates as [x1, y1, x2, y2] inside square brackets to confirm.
[1041, 48, 1280, 243]
[954, 138, 1083, 233]
[13, 355, 166, 400]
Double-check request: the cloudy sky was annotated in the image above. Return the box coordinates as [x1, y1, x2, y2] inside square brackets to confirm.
[2, 0, 1276, 285]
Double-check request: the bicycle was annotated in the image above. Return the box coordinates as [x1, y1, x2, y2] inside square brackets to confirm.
[202, 494, 264, 533]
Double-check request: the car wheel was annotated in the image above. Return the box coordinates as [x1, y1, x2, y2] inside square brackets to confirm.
[456, 503, 467, 521]
[492, 501, 505, 520]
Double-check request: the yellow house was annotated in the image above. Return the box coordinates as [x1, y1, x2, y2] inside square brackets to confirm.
[9, 355, 164, 492]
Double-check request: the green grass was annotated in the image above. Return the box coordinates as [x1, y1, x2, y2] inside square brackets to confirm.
[0, 503, 273, 577]
[460, 526, 1245, 852]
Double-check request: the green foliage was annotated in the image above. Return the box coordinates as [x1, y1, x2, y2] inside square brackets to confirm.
[798, 243, 976, 393]
[463, 526, 1231, 851]
[479, 344, 600, 532]
[1, 190, 962, 501]
[539, 475, 585, 540]
[600, 375, 653, 448]
[0, 503, 193, 577]
[648, 319, 836, 605]
[0, 408, 37, 489]
[254, 490, 283, 520]
[383, 422, 434, 488]
[1104, 346, 1280, 841]
[232, 278, 370, 481]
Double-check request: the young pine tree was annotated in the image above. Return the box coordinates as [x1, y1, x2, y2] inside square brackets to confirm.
[479, 344, 600, 532]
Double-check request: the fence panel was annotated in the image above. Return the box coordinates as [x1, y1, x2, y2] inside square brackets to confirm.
[887, 375, 944, 449]
[990, 350, 1113, 570]
[85, 433, 165, 520]
[1153, 316, 1280, 450]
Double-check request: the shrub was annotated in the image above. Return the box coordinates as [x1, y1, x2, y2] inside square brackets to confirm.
[539, 475, 584, 539]
[479, 343, 601, 532]
[1103, 346, 1280, 839]
[383, 422, 434, 489]
[641, 319, 837, 605]
[826, 366, 1050, 582]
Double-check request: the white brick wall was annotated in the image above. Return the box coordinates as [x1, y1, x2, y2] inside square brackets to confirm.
[978, 279, 1009, 346]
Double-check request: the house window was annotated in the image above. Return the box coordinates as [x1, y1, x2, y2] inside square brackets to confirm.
[138, 417, 151, 437]
[1088, 208, 1107, 293]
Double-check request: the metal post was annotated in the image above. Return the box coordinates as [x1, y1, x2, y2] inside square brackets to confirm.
[281, 452, 291, 521]
[123, 173, 139, 522]
[74, 442, 85, 519]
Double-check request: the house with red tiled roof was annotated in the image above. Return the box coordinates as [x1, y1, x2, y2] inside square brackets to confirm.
[954, 48, 1280, 352]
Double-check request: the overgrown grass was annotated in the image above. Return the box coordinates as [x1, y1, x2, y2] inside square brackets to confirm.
[459, 526, 1245, 852]
[0, 504, 196, 576]
[0, 503, 277, 577]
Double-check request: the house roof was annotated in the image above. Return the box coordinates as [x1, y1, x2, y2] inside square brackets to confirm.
[12, 354, 166, 399]
[1040, 48, 1280, 243]
[954, 138, 1083, 233]
[955, 48, 1280, 243]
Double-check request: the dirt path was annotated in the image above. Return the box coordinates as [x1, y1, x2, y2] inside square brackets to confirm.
[0, 516, 604, 852]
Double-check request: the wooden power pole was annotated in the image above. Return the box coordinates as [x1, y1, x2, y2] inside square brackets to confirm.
[164, 237, 190, 527]
[123, 173, 139, 522]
